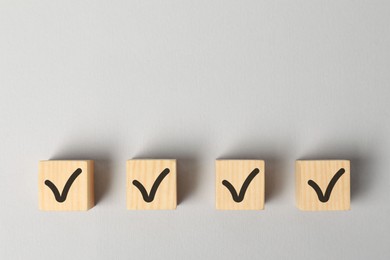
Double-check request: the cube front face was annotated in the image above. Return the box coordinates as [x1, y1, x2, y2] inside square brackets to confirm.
[38, 160, 94, 211]
[296, 160, 350, 211]
[127, 160, 177, 210]
[216, 160, 265, 210]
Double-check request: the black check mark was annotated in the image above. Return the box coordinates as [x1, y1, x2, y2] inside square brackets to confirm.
[222, 168, 260, 203]
[132, 168, 170, 203]
[307, 168, 345, 203]
[44, 168, 83, 203]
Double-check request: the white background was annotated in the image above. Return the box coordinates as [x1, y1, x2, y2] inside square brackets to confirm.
[1, 1, 390, 259]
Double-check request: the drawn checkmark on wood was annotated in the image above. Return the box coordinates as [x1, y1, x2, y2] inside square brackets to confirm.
[222, 168, 260, 203]
[307, 168, 345, 203]
[132, 168, 170, 203]
[44, 168, 83, 203]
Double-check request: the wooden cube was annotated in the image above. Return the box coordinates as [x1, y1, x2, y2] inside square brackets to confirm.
[127, 159, 176, 210]
[38, 160, 94, 211]
[295, 160, 350, 211]
[216, 160, 265, 210]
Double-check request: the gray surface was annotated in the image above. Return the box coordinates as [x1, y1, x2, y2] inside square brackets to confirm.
[1, 1, 390, 259]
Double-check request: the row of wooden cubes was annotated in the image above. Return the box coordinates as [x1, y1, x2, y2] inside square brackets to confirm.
[38, 160, 350, 211]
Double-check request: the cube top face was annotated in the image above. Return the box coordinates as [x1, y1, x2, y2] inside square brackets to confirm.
[216, 160, 265, 210]
[38, 160, 94, 211]
[295, 160, 350, 211]
[127, 159, 177, 210]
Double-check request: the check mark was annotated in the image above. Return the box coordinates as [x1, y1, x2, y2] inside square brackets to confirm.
[132, 168, 170, 203]
[307, 168, 345, 203]
[44, 168, 83, 203]
[222, 168, 260, 203]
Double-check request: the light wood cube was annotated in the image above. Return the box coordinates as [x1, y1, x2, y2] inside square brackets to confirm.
[296, 160, 350, 211]
[127, 159, 176, 210]
[216, 160, 265, 210]
[38, 160, 94, 211]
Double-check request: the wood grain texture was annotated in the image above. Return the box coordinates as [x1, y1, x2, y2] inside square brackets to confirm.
[296, 160, 350, 211]
[216, 160, 265, 210]
[38, 160, 94, 211]
[127, 159, 176, 210]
